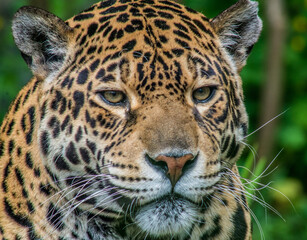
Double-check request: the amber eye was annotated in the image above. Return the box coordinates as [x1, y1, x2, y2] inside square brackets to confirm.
[99, 90, 126, 105]
[192, 87, 215, 103]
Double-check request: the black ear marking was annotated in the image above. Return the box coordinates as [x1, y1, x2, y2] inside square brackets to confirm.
[12, 6, 74, 78]
[211, 0, 262, 71]
[30, 30, 65, 64]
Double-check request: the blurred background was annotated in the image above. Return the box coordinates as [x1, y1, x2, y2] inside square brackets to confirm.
[0, 0, 306, 238]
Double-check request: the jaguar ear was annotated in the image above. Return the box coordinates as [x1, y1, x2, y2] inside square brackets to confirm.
[211, 0, 262, 72]
[12, 6, 73, 78]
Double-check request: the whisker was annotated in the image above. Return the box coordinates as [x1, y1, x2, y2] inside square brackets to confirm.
[243, 109, 288, 139]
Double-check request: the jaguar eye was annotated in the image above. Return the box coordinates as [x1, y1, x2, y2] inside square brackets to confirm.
[192, 87, 215, 103]
[99, 90, 126, 105]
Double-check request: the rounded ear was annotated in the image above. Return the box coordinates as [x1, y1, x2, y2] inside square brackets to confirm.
[211, 0, 262, 72]
[12, 6, 74, 78]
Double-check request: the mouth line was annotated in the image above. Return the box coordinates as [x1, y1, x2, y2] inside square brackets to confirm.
[137, 192, 197, 209]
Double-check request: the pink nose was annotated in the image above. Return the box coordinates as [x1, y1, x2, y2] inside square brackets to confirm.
[155, 154, 194, 187]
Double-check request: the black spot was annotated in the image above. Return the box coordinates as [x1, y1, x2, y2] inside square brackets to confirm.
[40, 131, 50, 156]
[175, 38, 190, 49]
[131, 19, 144, 30]
[157, 11, 173, 20]
[129, 7, 142, 17]
[107, 63, 118, 72]
[4, 198, 32, 227]
[85, 110, 97, 128]
[154, 19, 170, 30]
[108, 29, 118, 42]
[97, 21, 110, 33]
[75, 127, 83, 142]
[61, 115, 70, 131]
[73, 91, 84, 119]
[23, 89, 31, 104]
[174, 22, 189, 32]
[74, 13, 94, 21]
[90, 59, 100, 72]
[48, 116, 60, 139]
[25, 107, 35, 145]
[75, 193, 96, 205]
[83, 6, 95, 13]
[117, 13, 129, 22]
[101, 74, 115, 82]
[86, 140, 97, 155]
[47, 203, 64, 230]
[96, 68, 106, 79]
[143, 52, 152, 62]
[103, 26, 113, 37]
[0, 140, 4, 157]
[80, 148, 91, 164]
[40, 183, 52, 196]
[100, 5, 128, 15]
[61, 76, 70, 88]
[27, 201, 35, 212]
[157, 56, 169, 70]
[25, 152, 33, 169]
[124, 24, 135, 33]
[226, 137, 237, 159]
[183, 20, 201, 37]
[140, 0, 154, 4]
[87, 23, 98, 37]
[104, 142, 115, 153]
[17, 147, 22, 157]
[54, 155, 70, 171]
[77, 68, 89, 85]
[138, 63, 145, 82]
[230, 204, 248, 240]
[2, 159, 12, 192]
[99, 0, 116, 9]
[172, 48, 184, 57]
[122, 39, 137, 52]
[221, 135, 230, 153]
[116, 29, 124, 39]
[185, 6, 197, 13]
[173, 30, 191, 40]
[193, 19, 213, 37]
[87, 46, 97, 55]
[34, 168, 41, 177]
[13, 96, 22, 113]
[65, 142, 81, 165]
[8, 140, 15, 155]
[154, 5, 183, 14]
[160, 0, 181, 9]
[51, 91, 62, 111]
[6, 120, 15, 136]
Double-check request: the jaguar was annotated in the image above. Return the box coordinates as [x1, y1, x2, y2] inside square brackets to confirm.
[0, 0, 262, 239]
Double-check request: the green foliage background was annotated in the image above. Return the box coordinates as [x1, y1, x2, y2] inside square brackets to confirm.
[0, 0, 306, 239]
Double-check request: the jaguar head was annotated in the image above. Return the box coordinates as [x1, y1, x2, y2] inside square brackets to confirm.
[12, 0, 261, 238]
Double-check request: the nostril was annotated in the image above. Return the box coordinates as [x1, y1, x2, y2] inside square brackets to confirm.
[182, 155, 197, 174]
[145, 154, 168, 173]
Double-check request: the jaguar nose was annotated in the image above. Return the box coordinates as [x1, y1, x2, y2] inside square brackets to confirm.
[147, 153, 196, 187]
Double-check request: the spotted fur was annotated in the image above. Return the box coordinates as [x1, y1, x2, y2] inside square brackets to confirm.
[0, 0, 262, 239]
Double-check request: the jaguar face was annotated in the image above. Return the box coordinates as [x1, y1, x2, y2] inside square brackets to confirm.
[37, 14, 245, 238]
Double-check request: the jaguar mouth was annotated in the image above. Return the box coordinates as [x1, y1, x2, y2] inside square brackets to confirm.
[139, 192, 198, 208]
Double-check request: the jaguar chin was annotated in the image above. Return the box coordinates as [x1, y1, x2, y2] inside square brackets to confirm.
[134, 195, 199, 238]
